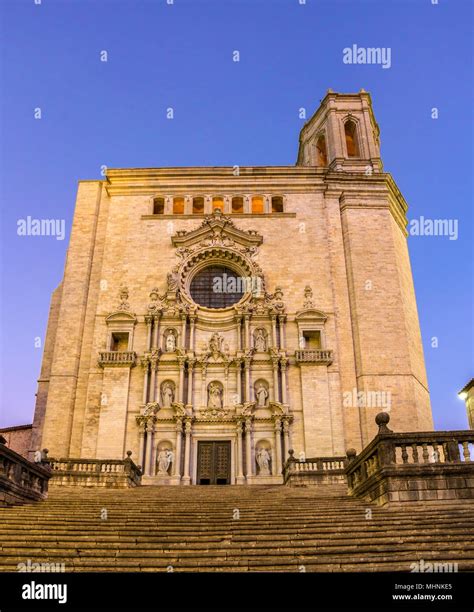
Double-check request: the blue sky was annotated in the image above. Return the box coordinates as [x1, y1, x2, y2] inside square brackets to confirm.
[0, 0, 472, 431]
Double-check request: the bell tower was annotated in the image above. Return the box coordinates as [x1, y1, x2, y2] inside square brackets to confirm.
[297, 89, 383, 174]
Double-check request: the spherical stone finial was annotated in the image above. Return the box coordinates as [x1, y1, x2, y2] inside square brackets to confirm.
[288, 449, 295, 460]
[126, 450, 132, 458]
[375, 412, 392, 433]
[346, 448, 357, 462]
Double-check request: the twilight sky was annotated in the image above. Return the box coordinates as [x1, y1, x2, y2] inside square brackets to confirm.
[0, 0, 472, 431]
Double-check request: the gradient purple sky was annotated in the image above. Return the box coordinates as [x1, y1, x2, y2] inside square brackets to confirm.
[0, 0, 472, 431]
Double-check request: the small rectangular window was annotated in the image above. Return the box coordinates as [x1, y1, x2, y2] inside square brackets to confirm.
[173, 197, 185, 214]
[193, 197, 204, 214]
[252, 196, 264, 214]
[271, 196, 284, 213]
[232, 197, 244, 213]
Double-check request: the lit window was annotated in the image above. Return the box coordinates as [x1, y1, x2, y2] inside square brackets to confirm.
[173, 197, 185, 214]
[316, 135, 328, 166]
[251, 196, 264, 214]
[212, 197, 224, 212]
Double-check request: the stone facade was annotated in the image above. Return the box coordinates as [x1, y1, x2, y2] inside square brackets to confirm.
[459, 379, 474, 429]
[31, 91, 433, 485]
[0, 425, 32, 459]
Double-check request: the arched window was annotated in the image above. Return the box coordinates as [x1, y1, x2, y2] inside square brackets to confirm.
[344, 120, 359, 157]
[173, 197, 185, 214]
[212, 197, 224, 212]
[271, 196, 283, 213]
[251, 196, 264, 214]
[232, 196, 244, 213]
[192, 197, 204, 214]
[153, 197, 165, 215]
[316, 135, 328, 166]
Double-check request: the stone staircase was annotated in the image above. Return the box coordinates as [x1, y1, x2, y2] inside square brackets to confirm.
[0, 484, 473, 572]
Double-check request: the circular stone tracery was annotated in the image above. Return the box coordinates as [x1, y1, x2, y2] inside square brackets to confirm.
[189, 265, 244, 309]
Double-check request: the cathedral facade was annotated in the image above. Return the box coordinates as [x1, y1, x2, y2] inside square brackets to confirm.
[31, 91, 433, 485]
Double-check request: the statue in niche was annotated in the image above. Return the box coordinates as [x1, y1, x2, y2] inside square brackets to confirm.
[165, 331, 176, 352]
[255, 382, 269, 408]
[256, 447, 272, 476]
[157, 448, 173, 475]
[254, 329, 267, 352]
[160, 381, 175, 408]
[208, 382, 223, 409]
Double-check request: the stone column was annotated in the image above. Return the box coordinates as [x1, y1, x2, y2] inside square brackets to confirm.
[236, 360, 242, 404]
[283, 419, 290, 460]
[145, 316, 153, 351]
[272, 358, 279, 402]
[178, 356, 186, 403]
[138, 426, 145, 470]
[244, 358, 251, 402]
[152, 314, 161, 349]
[141, 359, 149, 404]
[281, 358, 288, 404]
[236, 420, 245, 484]
[180, 315, 187, 350]
[278, 315, 286, 350]
[245, 417, 252, 478]
[236, 316, 242, 350]
[274, 418, 282, 476]
[150, 357, 158, 402]
[174, 418, 183, 479]
[145, 421, 154, 476]
[244, 315, 250, 350]
[271, 315, 278, 348]
[224, 366, 229, 407]
[182, 419, 192, 484]
[189, 315, 196, 351]
[187, 360, 194, 407]
[201, 367, 207, 408]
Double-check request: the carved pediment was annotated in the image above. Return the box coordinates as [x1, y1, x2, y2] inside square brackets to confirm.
[106, 311, 137, 324]
[295, 308, 328, 322]
[171, 209, 263, 250]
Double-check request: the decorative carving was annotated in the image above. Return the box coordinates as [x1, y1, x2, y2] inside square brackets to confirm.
[148, 287, 164, 315]
[117, 285, 130, 311]
[303, 285, 315, 309]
